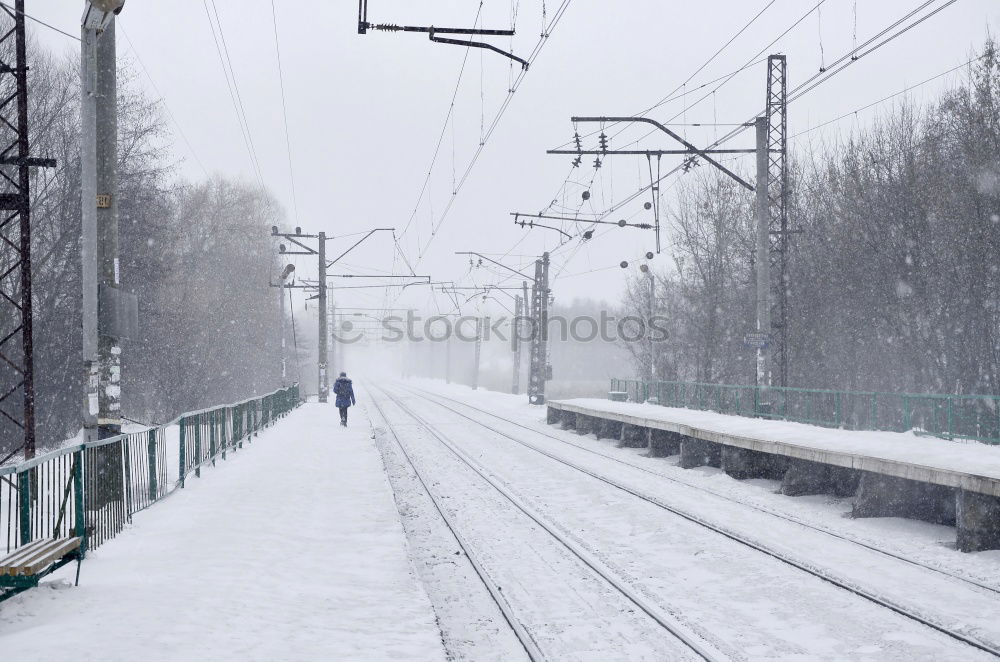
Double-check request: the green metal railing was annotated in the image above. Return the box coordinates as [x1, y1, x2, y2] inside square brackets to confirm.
[609, 378, 1000, 445]
[1, 384, 300, 559]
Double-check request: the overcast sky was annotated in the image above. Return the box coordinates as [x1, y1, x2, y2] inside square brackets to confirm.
[28, 1, 1000, 316]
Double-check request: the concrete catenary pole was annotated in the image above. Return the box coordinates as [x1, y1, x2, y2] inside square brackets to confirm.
[511, 292, 523, 394]
[472, 317, 482, 390]
[96, 19, 121, 439]
[754, 116, 771, 405]
[644, 268, 656, 384]
[80, 16, 100, 444]
[445, 333, 451, 384]
[317, 232, 328, 402]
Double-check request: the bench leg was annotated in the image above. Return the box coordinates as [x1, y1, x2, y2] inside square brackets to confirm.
[75, 556, 82, 587]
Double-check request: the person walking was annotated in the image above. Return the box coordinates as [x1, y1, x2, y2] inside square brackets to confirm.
[333, 371, 356, 426]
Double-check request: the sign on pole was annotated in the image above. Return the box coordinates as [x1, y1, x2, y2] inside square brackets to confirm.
[743, 331, 772, 349]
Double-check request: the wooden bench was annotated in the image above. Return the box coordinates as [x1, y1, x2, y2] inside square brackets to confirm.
[0, 536, 83, 602]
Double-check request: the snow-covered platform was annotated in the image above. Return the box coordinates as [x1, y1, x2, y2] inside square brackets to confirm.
[548, 398, 1000, 552]
[0, 401, 445, 661]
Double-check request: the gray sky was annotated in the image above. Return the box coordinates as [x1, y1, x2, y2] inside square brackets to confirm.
[30, 1, 1000, 315]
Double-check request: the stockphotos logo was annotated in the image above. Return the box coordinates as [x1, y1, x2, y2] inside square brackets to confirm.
[332, 310, 669, 344]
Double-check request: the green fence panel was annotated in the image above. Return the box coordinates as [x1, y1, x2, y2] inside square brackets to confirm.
[608, 379, 1000, 445]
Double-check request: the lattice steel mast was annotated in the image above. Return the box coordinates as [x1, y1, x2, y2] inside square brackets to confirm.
[765, 55, 790, 388]
[0, 1, 55, 461]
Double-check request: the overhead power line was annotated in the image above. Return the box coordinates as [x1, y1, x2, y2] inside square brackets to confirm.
[0, 1, 79, 41]
[270, 0, 301, 225]
[398, 4, 485, 241]
[410, 0, 573, 262]
[791, 53, 984, 139]
[389, 0, 573, 309]
[579, 0, 963, 228]
[118, 26, 210, 179]
[202, 0, 265, 189]
[536, 0, 965, 286]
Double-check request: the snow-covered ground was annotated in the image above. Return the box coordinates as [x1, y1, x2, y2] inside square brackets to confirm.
[0, 401, 445, 662]
[380, 378, 1000, 660]
[6, 380, 1000, 661]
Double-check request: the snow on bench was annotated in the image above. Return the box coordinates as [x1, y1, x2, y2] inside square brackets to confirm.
[0, 536, 83, 602]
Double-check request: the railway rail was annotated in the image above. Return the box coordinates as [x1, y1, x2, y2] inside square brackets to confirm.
[369, 385, 726, 662]
[393, 383, 1000, 659]
[400, 383, 1000, 596]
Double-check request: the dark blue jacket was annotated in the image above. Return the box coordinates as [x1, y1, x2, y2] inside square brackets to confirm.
[333, 377, 355, 408]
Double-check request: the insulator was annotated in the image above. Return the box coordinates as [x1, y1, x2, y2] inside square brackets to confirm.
[598, 132, 608, 151]
[571, 157, 581, 168]
[593, 158, 602, 169]
[573, 131, 582, 150]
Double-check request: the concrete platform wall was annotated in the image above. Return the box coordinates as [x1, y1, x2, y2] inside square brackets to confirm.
[545, 402, 1000, 552]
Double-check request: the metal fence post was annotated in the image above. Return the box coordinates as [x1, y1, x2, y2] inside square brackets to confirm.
[870, 394, 877, 430]
[18, 468, 30, 546]
[147, 428, 157, 501]
[122, 438, 134, 523]
[210, 409, 217, 465]
[903, 396, 911, 432]
[179, 416, 186, 488]
[74, 449, 86, 556]
[947, 397, 954, 440]
[195, 414, 202, 478]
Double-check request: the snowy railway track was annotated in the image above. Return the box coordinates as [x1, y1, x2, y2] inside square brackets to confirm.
[367, 392, 547, 662]
[401, 384, 1000, 596]
[369, 386, 727, 662]
[393, 384, 1000, 659]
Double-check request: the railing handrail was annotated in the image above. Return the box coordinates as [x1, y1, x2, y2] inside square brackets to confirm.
[0, 384, 299, 476]
[610, 377, 1000, 445]
[612, 378, 1000, 403]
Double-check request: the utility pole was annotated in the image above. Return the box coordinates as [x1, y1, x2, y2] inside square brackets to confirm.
[754, 116, 771, 406]
[96, 19, 120, 438]
[277, 263, 295, 385]
[527, 252, 550, 405]
[271, 228, 329, 402]
[81, 13, 99, 444]
[445, 334, 451, 384]
[640, 265, 656, 387]
[271, 226, 398, 401]
[472, 317, 482, 390]
[511, 291, 523, 394]
[82, 5, 132, 445]
[765, 54, 790, 388]
[0, 2, 55, 461]
[317, 232, 328, 402]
